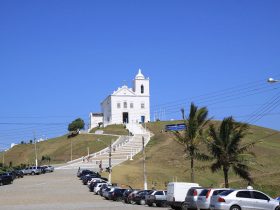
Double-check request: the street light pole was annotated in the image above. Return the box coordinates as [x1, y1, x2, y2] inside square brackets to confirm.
[142, 136, 147, 190]
[34, 132, 38, 168]
[108, 139, 112, 184]
[70, 138, 73, 162]
[98, 138, 113, 184]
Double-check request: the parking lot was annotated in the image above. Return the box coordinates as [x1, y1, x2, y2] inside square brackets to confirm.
[0, 169, 169, 210]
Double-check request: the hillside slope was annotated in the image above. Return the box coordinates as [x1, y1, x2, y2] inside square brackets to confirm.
[3, 134, 118, 166]
[110, 121, 280, 196]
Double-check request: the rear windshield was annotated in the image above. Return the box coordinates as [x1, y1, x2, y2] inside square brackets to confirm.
[219, 190, 234, 196]
[213, 190, 227, 196]
[199, 189, 210, 196]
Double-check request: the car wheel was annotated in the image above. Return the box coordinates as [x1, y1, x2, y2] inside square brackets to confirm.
[275, 206, 280, 210]
[147, 203, 153, 207]
[156, 203, 162, 207]
[31, 172, 35, 175]
[230, 205, 241, 210]
[181, 202, 188, 210]
[139, 199, 145, 205]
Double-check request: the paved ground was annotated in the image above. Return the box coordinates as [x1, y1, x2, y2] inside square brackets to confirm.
[0, 169, 170, 210]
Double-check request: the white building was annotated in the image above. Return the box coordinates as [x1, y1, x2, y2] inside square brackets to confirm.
[89, 69, 150, 129]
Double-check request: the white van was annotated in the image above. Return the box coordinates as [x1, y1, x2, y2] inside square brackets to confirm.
[167, 182, 200, 210]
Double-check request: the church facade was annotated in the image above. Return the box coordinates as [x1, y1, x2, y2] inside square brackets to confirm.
[89, 70, 150, 129]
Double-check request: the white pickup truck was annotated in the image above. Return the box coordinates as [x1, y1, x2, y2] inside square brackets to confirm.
[167, 182, 200, 210]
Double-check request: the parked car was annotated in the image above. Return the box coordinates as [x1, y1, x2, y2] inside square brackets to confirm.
[127, 189, 141, 204]
[42, 165, 54, 173]
[88, 179, 107, 192]
[109, 188, 127, 201]
[94, 183, 109, 194]
[146, 190, 168, 207]
[81, 173, 101, 185]
[0, 173, 13, 185]
[209, 189, 280, 210]
[131, 190, 153, 205]
[22, 166, 42, 175]
[103, 187, 120, 200]
[100, 186, 113, 197]
[122, 189, 134, 203]
[183, 187, 206, 210]
[167, 182, 200, 210]
[197, 188, 229, 210]
[14, 170, 24, 178]
[77, 169, 96, 178]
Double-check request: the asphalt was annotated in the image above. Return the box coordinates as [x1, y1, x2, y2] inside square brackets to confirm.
[0, 169, 170, 210]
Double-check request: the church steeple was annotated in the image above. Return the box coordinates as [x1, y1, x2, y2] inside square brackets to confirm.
[135, 69, 145, 80]
[133, 69, 149, 96]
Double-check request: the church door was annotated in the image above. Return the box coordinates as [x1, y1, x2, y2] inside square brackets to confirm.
[141, 116, 145, 123]
[123, 112, 129, 123]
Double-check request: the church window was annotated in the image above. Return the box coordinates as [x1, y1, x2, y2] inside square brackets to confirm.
[141, 103, 145, 109]
[130, 103, 134, 108]
[141, 85, 144, 94]
[124, 102, 127, 108]
[117, 103, 121, 108]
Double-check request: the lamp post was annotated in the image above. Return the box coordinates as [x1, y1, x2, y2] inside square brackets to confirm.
[34, 132, 38, 168]
[98, 139, 112, 183]
[142, 136, 147, 190]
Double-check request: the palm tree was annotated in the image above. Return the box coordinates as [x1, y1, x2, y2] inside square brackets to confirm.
[173, 103, 210, 182]
[207, 117, 255, 188]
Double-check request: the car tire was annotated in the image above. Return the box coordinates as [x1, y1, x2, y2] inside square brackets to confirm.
[156, 203, 162, 207]
[230, 205, 241, 210]
[275, 206, 280, 210]
[31, 172, 35, 175]
[140, 199, 145, 205]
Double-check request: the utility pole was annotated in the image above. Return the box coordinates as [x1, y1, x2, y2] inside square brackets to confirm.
[142, 136, 147, 190]
[34, 132, 38, 168]
[2, 150, 4, 166]
[108, 139, 112, 184]
[70, 138, 73, 162]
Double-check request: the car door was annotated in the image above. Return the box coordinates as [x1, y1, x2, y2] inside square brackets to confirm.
[252, 191, 274, 210]
[235, 191, 255, 210]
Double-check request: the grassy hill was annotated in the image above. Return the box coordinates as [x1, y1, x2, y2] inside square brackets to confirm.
[2, 134, 118, 166]
[89, 124, 129, 135]
[109, 121, 280, 197]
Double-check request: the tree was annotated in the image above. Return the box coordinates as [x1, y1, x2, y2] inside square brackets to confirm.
[207, 117, 255, 188]
[173, 102, 210, 182]
[68, 118, 85, 132]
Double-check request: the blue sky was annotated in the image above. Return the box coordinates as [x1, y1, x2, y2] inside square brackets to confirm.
[0, 0, 280, 148]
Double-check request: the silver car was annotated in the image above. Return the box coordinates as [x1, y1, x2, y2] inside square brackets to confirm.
[210, 189, 280, 210]
[22, 166, 42, 175]
[182, 187, 206, 210]
[197, 188, 229, 210]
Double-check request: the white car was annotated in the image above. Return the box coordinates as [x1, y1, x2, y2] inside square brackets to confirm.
[210, 189, 280, 210]
[94, 183, 109, 195]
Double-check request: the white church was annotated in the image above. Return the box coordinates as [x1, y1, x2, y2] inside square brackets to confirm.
[89, 70, 150, 129]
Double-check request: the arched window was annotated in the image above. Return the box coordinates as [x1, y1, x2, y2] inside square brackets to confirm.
[141, 85, 144, 94]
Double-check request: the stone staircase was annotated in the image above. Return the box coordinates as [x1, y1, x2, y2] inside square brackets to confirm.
[56, 123, 151, 170]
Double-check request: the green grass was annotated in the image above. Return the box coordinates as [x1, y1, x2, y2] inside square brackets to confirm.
[110, 120, 280, 196]
[3, 134, 118, 166]
[90, 124, 129, 135]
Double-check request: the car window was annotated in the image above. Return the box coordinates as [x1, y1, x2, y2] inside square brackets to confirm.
[199, 189, 209, 196]
[219, 190, 234, 196]
[187, 189, 194, 196]
[213, 190, 226, 196]
[253, 191, 269, 201]
[155, 191, 164, 195]
[236, 191, 252, 198]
